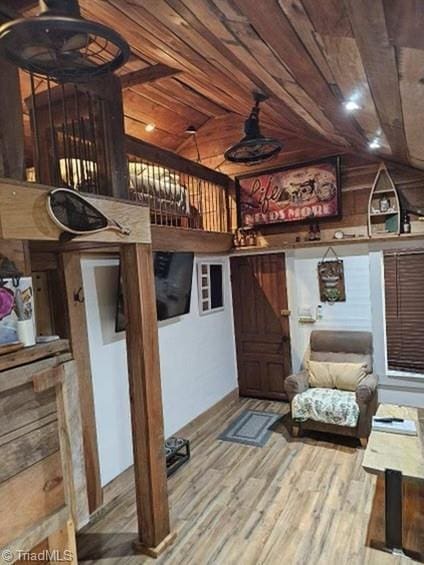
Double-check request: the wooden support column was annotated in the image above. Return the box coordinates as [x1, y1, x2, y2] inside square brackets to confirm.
[0, 55, 25, 181]
[121, 243, 174, 557]
[61, 251, 102, 513]
[0, 42, 31, 275]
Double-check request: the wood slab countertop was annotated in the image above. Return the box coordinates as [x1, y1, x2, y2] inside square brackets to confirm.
[363, 404, 424, 480]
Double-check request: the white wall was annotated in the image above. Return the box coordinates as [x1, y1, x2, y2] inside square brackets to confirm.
[81, 256, 132, 487]
[287, 245, 372, 373]
[285, 239, 424, 408]
[81, 254, 237, 487]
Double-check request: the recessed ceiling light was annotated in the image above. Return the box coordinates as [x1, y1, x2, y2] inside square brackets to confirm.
[145, 123, 155, 132]
[344, 100, 360, 112]
[368, 138, 381, 150]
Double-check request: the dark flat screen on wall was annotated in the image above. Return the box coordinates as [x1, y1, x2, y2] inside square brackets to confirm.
[115, 251, 194, 331]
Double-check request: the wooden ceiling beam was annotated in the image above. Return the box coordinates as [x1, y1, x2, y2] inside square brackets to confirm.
[120, 64, 181, 89]
[345, 0, 408, 161]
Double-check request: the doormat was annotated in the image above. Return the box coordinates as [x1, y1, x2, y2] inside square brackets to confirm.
[218, 410, 282, 447]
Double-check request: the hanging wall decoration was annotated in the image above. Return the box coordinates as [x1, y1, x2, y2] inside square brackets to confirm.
[317, 247, 346, 303]
[236, 156, 341, 228]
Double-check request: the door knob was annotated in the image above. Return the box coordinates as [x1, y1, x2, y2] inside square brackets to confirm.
[280, 309, 291, 317]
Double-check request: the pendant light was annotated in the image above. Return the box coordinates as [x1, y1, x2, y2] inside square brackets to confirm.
[224, 92, 282, 164]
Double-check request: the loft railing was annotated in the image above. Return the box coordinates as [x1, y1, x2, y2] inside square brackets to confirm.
[23, 75, 235, 234]
[126, 137, 234, 232]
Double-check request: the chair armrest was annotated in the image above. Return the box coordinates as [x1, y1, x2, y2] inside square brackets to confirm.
[285, 370, 309, 402]
[356, 373, 378, 405]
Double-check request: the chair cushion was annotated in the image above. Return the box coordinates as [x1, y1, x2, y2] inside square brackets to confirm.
[310, 351, 373, 373]
[307, 360, 368, 391]
[292, 388, 360, 427]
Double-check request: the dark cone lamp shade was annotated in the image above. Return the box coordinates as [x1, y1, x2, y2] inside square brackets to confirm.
[0, 0, 130, 83]
[224, 95, 282, 164]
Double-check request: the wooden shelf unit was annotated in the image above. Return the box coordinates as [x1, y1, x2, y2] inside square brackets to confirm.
[368, 163, 401, 237]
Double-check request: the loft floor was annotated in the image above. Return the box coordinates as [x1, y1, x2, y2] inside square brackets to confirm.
[77, 397, 419, 565]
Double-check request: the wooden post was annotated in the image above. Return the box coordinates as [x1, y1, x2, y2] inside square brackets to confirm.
[0, 56, 25, 181]
[61, 251, 103, 513]
[0, 44, 32, 275]
[121, 243, 174, 556]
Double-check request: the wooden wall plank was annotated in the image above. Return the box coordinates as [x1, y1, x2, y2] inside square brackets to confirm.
[398, 47, 424, 168]
[0, 353, 72, 394]
[0, 384, 56, 439]
[151, 225, 232, 252]
[121, 63, 181, 88]
[4, 507, 69, 565]
[0, 420, 59, 484]
[61, 252, 102, 513]
[0, 179, 151, 244]
[48, 519, 78, 565]
[0, 340, 70, 373]
[0, 239, 31, 275]
[33, 271, 55, 336]
[56, 361, 90, 529]
[0, 452, 65, 547]
[345, 0, 408, 160]
[319, 35, 390, 152]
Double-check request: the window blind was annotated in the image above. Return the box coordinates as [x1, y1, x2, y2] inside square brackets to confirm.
[384, 249, 424, 373]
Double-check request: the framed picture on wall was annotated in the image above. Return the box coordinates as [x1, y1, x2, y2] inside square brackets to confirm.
[236, 156, 342, 228]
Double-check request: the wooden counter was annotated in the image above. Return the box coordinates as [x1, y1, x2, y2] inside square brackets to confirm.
[0, 342, 88, 563]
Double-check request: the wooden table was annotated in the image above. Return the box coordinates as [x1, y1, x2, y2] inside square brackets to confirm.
[363, 404, 424, 558]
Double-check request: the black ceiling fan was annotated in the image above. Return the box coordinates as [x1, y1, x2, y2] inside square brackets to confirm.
[0, 0, 130, 83]
[224, 92, 283, 165]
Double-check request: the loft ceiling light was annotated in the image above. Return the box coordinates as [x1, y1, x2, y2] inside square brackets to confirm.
[185, 125, 201, 162]
[0, 0, 130, 83]
[224, 92, 282, 164]
[368, 137, 381, 150]
[145, 123, 155, 132]
[344, 99, 360, 112]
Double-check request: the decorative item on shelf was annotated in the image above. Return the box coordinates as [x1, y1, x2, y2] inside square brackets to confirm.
[233, 226, 257, 248]
[402, 212, 411, 234]
[368, 162, 400, 236]
[379, 195, 391, 213]
[308, 222, 315, 241]
[236, 156, 341, 228]
[333, 230, 356, 240]
[0, 258, 35, 348]
[317, 247, 346, 304]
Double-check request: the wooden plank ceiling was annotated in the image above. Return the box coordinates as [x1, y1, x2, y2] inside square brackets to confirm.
[11, 0, 424, 176]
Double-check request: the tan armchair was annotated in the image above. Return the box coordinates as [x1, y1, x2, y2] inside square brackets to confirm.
[284, 330, 378, 446]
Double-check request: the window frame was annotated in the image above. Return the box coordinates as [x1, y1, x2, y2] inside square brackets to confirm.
[382, 248, 424, 377]
[197, 261, 225, 316]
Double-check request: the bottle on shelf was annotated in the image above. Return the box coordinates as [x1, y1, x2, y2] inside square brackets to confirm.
[402, 212, 411, 234]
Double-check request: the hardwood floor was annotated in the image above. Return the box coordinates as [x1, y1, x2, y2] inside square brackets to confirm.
[77, 397, 421, 564]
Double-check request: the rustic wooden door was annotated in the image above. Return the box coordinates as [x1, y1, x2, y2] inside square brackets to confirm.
[230, 253, 291, 400]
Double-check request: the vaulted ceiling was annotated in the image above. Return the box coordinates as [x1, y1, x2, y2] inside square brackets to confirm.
[8, 0, 424, 176]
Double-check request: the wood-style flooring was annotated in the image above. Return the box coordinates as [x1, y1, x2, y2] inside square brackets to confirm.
[77, 397, 422, 564]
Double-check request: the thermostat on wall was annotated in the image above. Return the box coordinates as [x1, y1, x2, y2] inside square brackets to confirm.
[298, 306, 316, 323]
